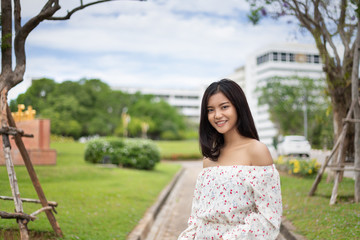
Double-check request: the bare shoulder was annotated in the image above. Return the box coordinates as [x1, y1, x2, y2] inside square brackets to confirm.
[247, 140, 273, 166]
[203, 157, 217, 168]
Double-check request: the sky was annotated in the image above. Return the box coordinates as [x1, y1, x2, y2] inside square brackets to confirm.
[8, 0, 314, 100]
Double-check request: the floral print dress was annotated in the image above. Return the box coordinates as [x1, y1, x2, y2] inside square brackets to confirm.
[178, 164, 282, 240]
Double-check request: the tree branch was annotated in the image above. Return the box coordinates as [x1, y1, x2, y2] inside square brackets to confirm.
[14, 0, 21, 33]
[0, 196, 57, 206]
[0, 211, 35, 221]
[338, 0, 350, 53]
[11, 1, 61, 89]
[30, 206, 53, 217]
[48, 0, 116, 20]
[1, 0, 13, 74]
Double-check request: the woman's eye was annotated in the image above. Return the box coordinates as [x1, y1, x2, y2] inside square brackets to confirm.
[207, 109, 214, 113]
[222, 105, 229, 109]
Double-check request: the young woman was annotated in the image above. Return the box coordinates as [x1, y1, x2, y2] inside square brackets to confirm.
[178, 79, 282, 240]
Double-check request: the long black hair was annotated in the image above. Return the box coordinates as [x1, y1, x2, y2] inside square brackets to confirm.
[199, 79, 259, 161]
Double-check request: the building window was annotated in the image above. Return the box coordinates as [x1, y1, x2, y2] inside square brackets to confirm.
[306, 54, 312, 63]
[257, 54, 269, 65]
[314, 55, 320, 63]
[273, 52, 278, 61]
[289, 53, 295, 62]
[281, 52, 287, 61]
[264, 53, 269, 63]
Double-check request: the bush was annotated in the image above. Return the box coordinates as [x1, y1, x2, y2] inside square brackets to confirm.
[84, 138, 113, 164]
[119, 139, 160, 170]
[275, 156, 321, 177]
[84, 137, 160, 170]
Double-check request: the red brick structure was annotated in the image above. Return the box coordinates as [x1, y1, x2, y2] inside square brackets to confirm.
[0, 119, 56, 165]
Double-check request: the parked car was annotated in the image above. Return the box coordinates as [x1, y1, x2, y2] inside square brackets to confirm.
[277, 135, 311, 157]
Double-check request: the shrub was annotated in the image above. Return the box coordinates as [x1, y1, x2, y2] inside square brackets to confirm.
[84, 137, 160, 170]
[84, 138, 113, 164]
[275, 156, 321, 177]
[119, 139, 160, 170]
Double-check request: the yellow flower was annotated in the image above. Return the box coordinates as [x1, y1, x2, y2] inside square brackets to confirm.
[308, 169, 313, 174]
[292, 160, 300, 173]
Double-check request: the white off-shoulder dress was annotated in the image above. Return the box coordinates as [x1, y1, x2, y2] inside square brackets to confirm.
[178, 164, 282, 240]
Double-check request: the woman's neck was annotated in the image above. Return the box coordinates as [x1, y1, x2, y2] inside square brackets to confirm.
[223, 129, 249, 148]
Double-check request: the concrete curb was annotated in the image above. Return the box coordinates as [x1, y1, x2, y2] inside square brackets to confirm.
[280, 217, 307, 240]
[127, 167, 185, 240]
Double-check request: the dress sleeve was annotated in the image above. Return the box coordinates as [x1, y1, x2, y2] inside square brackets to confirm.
[177, 175, 202, 240]
[222, 167, 282, 240]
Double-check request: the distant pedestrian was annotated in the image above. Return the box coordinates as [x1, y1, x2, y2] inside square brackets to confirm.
[178, 79, 282, 240]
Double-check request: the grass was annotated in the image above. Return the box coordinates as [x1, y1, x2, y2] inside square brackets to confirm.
[0, 141, 181, 240]
[155, 139, 202, 159]
[2, 139, 358, 239]
[280, 172, 360, 239]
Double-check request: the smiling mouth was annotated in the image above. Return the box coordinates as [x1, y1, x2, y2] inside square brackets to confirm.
[215, 120, 227, 127]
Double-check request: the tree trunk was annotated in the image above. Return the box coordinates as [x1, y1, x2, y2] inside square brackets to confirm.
[353, 22, 360, 203]
[329, 80, 353, 159]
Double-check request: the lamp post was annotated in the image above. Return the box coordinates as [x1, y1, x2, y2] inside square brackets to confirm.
[122, 107, 131, 138]
[303, 94, 308, 139]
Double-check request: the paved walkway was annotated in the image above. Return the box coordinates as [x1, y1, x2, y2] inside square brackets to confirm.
[145, 161, 287, 240]
[146, 161, 202, 240]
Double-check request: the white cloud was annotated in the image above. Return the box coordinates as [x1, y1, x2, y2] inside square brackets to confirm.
[10, 0, 313, 100]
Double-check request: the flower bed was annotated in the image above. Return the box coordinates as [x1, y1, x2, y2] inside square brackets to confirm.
[275, 155, 321, 177]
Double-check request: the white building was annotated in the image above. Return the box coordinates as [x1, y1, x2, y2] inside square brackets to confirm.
[228, 43, 325, 146]
[113, 87, 201, 122]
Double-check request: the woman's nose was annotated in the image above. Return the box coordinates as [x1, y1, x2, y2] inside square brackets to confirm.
[214, 110, 222, 119]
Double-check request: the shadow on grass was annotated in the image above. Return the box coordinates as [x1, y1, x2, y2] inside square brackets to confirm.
[314, 193, 355, 203]
[0, 229, 58, 240]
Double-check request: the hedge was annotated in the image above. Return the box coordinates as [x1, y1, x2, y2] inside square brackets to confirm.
[84, 137, 160, 170]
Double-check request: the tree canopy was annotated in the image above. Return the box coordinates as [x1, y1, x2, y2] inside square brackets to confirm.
[246, 0, 358, 138]
[256, 76, 333, 149]
[10, 78, 188, 140]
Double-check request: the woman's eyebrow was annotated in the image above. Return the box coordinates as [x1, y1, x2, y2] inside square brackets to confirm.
[219, 101, 230, 106]
[207, 101, 230, 108]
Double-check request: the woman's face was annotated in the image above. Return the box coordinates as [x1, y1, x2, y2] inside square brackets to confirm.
[207, 92, 238, 135]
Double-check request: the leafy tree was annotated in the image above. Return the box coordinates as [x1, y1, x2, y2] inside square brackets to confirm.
[9, 78, 56, 112]
[256, 76, 333, 149]
[12, 78, 188, 140]
[246, 0, 358, 155]
[246, 0, 360, 202]
[129, 96, 187, 139]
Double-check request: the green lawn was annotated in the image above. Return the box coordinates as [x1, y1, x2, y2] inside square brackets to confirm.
[2, 139, 359, 239]
[0, 141, 181, 240]
[281, 173, 360, 239]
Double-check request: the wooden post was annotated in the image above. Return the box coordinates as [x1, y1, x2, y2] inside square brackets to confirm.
[6, 105, 63, 237]
[2, 133, 29, 239]
[330, 125, 349, 205]
[309, 101, 355, 196]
